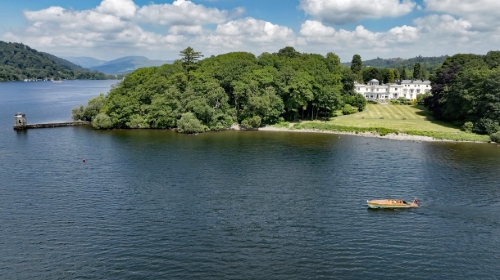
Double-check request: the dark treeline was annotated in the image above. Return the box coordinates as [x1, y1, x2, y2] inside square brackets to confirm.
[424, 51, 500, 137]
[0, 41, 117, 81]
[346, 55, 448, 83]
[343, 55, 447, 69]
[76, 47, 366, 132]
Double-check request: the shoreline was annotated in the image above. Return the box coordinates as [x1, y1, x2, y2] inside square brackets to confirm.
[254, 126, 487, 143]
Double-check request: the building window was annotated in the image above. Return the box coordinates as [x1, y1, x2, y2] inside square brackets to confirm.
[417, 89, 420, 93]
[358, 87, 360, 90]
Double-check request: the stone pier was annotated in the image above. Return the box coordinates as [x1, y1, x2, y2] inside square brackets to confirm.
[13, 112, 90, 130]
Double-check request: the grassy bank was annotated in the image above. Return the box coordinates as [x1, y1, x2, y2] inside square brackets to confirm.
[279, 104, 490, 142]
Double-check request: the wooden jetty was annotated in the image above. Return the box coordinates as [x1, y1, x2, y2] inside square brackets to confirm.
[13, 112, 90, 130]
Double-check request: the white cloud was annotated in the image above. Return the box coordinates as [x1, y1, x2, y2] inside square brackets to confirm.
[2, 0, 499, 61]
[414, 14, 473, 37]
[211, 17, 294, 49]
[6, 2, 187, 59]
[388, 25, 419, 43]
[299, 0, 416, 24]
[300, 20, 336, 37]
[424, 0, 500, 16]
[216, 18, 293, 41]
[137, 0, 242, 26]
[169, 25, 204, 35]
[2, 0, 291, 59]
[96, 0, 137, 19]
[295, 15, 490, 60]
[24, 7, 129, 33]
[298, 21, 418, 48]
[424, 0, 500, 31]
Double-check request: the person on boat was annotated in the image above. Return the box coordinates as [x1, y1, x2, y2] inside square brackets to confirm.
[413, 198, 418, 204]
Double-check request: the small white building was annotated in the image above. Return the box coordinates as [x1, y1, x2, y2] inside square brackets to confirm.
[14, 112, 26, 127]
[13, 112, 27, 130]
[355, 79, 431, 101]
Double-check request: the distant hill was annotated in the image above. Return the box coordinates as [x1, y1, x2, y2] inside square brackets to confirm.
[342, 55, 448, 70]
[0, 41, 109, 81]
[65, 55, 171, 74]
[62, 56, 107, 68]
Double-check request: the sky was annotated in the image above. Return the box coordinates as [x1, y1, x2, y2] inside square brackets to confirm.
[1, 0, 499, 62]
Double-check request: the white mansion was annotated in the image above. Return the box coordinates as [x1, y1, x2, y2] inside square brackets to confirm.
[355, 79, 431, 101]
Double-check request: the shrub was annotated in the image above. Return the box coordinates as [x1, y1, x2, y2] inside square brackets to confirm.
[490, 131, 500, 143]
[473, 118, 500, 135]
[126, 114, 149, 129]
[71, 105, 85, 121]
[72, 93, 106, 121]
[92, 113, 113, 129]
[83, 94, 105, 121]
[342, 104, 358, 115]
[177, 112, 206, 134]
[344, 94, 367, 111]
[462, 121, 473, 133]
[331, 110, 343, 117]
[241, 116, 262, 129]
[209, 113, 234, 131]
[416, 93, 431, 105]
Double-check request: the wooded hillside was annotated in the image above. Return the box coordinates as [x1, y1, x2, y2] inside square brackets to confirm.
[0, 41, 109, 81]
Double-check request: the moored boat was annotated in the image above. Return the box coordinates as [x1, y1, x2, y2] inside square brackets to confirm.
[367, 198, 418, 209]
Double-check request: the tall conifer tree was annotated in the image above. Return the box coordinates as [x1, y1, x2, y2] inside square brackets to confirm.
[350, 54, 362, 81]
[413, 62, 422, 80]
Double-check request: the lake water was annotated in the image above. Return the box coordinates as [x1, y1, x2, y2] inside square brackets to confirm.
[1, 81, 500, 279]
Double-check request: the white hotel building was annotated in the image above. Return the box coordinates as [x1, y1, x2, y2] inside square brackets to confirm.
[355, 79, 431, 101]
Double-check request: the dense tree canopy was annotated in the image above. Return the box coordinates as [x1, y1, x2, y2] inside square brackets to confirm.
[77, 47, 367, 132]
[424, 53, 500, 135]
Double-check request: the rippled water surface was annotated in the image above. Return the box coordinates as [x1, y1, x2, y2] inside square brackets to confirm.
[1, 81, 500, 279]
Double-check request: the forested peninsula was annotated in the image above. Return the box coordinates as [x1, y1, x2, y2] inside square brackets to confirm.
[74, 47, 365, 132]
[0, 41, 113, 81]
[75, 47, 500, 142]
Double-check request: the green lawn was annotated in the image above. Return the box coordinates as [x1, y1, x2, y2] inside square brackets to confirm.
[291, 104, 490, 142]
[333, 104, 456, 132]
[351, 104, 431, 120]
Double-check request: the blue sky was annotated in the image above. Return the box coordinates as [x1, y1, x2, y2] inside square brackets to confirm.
[1, 0, 498, 61]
